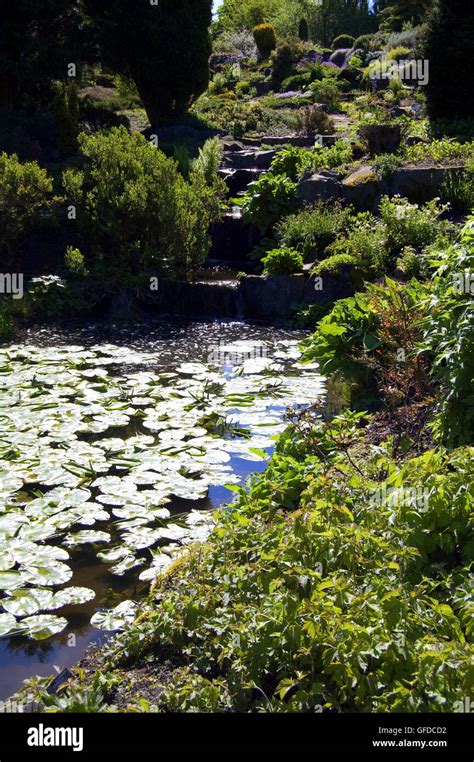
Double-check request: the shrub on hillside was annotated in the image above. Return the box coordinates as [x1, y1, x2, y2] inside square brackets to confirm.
[276, 201, 352, 261]
[295, 106, 335, 137]
[261, 246, 303, 275]
[420, 217, 474, 447]
[0, 152, 56, 264]
[308, 79, 343, 111]
[332, 34, 355, 50]
[253, 22, 277, 59]
[62, 127, 224, 281]
[271, 38, 304, 87]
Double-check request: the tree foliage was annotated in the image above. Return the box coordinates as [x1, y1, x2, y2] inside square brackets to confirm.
[424, 0, 474, 121]
[63, 127, 224, 281]
[87, 0, 212, 123]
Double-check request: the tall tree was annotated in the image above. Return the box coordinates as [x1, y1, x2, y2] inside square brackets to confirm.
[0, 1, 84, 111]
[424, 0, 474, 120]
[88, 0, 212, 124]
[376, 0, 433, 31]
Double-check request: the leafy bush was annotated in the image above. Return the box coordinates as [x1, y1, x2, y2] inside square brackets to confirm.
[386, 45, 413, 61]
[327, 216, 390, 280]
[295, 106, 335, 137]
[65, 246, 89, 277]
[303, 278, 429, 408]
[214, 28, 258, 58]
[253, 22, 277, 58]
[276, 201, 352, 262]
[308, 78, 343, 111]
[261, 246, 303, 275]
[271, 37, 304, 87]
[63, 127, 224, 281]
[372, 153, 401, 181]
[281, 73, 310, 91]
[379, 196, 451, 253]
[93, 426, 473, 712]
[348, 54, 364, 68]
[420, 218, 474, 447]
[0, 152, 56, 264]
[439, 166, 474, 215]
[313, 253, 358, 276]
[404, 138, 474, 166]
[353, 34, 376, 52]
[332, 34, 355, 50]
[242, 172, 298, 232]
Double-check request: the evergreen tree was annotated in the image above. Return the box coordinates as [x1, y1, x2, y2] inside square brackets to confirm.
[424, 0, 474, 120]
[0, 0, 84, 110]
[88, 0, 212, 124]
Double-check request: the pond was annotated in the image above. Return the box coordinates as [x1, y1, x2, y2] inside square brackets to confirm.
[0, 319, 324, 701]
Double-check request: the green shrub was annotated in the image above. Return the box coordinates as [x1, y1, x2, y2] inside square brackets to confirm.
[261, 246, 303, 275]
[403, 138, 474, 165]
[308, 79, 342, 111]
[420, 217, 474, 447]
[313, 252, 358, 276]
[379, 196, 451, 253]
[386, 45, 412, 61]
[303, 277, 428, 408]
[348, 54, 364, 68]
[65, 246, 89, 277]
[0, 152, 55, 264]
[271, 38, 304, 87]
[62, 127, 225, 281]
[396, 246, 423, 278]
[439, 166, 474, 215]
[332, 34, 355, 50]
[353, 34, 375, 52]
[327, 216, 390, 279]
[295, 106, 335, 137]
[276, 201, 352, 261]
[242, 172, 298, 232]
[372, 153, 402, 181]
[281, 73, 310, 91]
[253, 23, 277, 59]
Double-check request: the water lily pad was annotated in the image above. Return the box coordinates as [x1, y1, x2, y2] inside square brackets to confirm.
[19, 562, 73, 587]
[0, 613, 18, 637]
[50, 587, 95, 608]
[0, 572, 23, 591]
[2, 588, 54, 616]
[64, 531, 111, 546]
[90, 600, 138, 631]
[20, 614, 68, 640]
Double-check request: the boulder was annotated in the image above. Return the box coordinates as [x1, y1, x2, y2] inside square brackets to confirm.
[227, 149, 277, 170]
[298, 170, 341, 204]
[359, 124, 402, 156]
[389, 166, 463, 203]
[329, 48, 352, 68]
[341, 166, 383, 211]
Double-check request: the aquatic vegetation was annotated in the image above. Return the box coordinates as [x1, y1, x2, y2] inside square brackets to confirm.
[0, 339, 324, 639]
